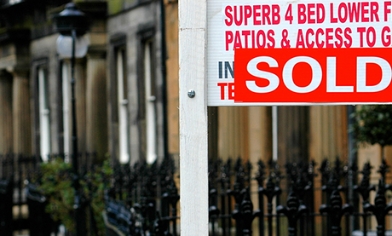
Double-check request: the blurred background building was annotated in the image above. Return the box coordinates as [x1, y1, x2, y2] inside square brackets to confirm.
[0, 0, 386, 177]
[0, 0, 391, 235]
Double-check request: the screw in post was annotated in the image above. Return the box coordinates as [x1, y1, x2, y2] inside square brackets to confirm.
[188, 90, 195, 98]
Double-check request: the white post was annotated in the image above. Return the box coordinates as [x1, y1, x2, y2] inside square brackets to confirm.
[179, 0, 208, 234]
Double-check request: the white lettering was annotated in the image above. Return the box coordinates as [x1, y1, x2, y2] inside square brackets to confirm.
[283, 56, 321, 93]
[246, 56, 280, 93]
[327, 57, 354, 92]
[357, 57, 391, 92]
[244, 55, 392, 95]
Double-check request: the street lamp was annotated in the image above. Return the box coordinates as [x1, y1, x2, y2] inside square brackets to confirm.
[54, 3, 89, 235]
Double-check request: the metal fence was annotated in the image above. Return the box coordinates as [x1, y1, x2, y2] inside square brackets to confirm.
[0, 154, 41, 235]
[1, 154, 392, 236]
[104, 156, 179, 235]
[0, 153, 97, 236]
[105, 157, 392, 236]
[208, 157, 392, 236]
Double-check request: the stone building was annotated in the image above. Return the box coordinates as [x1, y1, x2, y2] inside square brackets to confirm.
[0, 0, 108, 163]
[106, 0, 167, 165]
[0, 0, 390, 235]
[0, 0, 387, 172]
[0, 0, 170, 166]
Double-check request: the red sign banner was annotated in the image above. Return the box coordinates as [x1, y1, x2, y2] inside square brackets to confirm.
[234, 48, 392, 103]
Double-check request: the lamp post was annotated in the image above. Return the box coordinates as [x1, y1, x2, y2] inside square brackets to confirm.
[54, 3, 89, 235]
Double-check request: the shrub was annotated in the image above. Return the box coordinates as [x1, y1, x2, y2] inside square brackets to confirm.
[39, 158, 113, 235]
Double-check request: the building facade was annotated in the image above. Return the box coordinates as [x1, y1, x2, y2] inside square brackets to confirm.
[0, 0, 387, 175]
[0, 1, 391, 234]
[0, 0, 169, 166]
[106, 0, 167, 165]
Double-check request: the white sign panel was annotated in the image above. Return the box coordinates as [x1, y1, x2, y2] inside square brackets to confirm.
[208, 0, 392, 106]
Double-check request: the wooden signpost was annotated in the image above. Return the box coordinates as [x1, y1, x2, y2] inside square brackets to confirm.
[179, 0, 392, 234]
[179, 0, 209, 234]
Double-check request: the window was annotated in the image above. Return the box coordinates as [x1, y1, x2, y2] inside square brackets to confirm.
[62, 62, 70, 162]
[117, 48, 130, 163]
[37, 66, 51, 161]
[143, 41, 157, 164]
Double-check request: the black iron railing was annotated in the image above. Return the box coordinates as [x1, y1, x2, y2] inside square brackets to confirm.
[106, 157, 392, 236]
[1, 154, 392, 236]
[207, 157, 392, 236]
[104, 156, 179, 235]
[0, 153, 98, 235]
[0, 154, 41, 235]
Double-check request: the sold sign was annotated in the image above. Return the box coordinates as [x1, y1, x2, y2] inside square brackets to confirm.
[234, 48, 392, 103]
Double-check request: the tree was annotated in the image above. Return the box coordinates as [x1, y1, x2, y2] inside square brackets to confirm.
[351, 105, 392, 159]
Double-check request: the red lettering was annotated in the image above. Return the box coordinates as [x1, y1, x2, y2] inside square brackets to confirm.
[382, 26, 391, 47]
[357, 27, 366, 47]
[298, 4, 306, 24]
[308, 3, 316, 23]
[217, 83, 234, 100]
[330, 3, 338, 23]
[384, 1, 391, 21]
[225, 6, 233, 26]
[217, 83, 227, 100]
[325, 28, 334, 48]
[267, 30, 275, 48]
[256, 30, 266, 48]
[285, 4, 293, 24]
[244, 5, 252, 25]
[317, 4, 325, 23]
[234, 6, 244, 25]
[253, 5, 261, 25]
[296, 29, 305, 48]
[297, 3, 325, 24]
[370, 2, 379, 22]
[225, 29, 276, 50]
[262, 5, 271, 24]
[242, 30, 251, 48]
[348, 2, 360, 22]
[316, 28, 324, 48]
[344, 28, 352, 48]
[330, 2, 378, 23]
[335, 28, 343, 48]
[224, 4, 281, 26]
[306, 29, 315, 48]
[225, 31, 233, 51]
[251, 31, 256, 48]
[338, 3, 348, 23]
[234, 31, 242, 49]
[294, 27, 352, 49]
[361, 2, 370, 22]
[272, 5, 280, 24]
[366, 27, 376, 47]
[228, 83, 235, 99]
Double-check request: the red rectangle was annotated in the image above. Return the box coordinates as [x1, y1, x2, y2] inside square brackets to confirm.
[234, 48, 392, 103]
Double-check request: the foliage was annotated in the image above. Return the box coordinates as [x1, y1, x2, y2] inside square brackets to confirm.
[39, 158, 74, 231]
[39, 158, 113, 235]
[350, 105, 392, 147]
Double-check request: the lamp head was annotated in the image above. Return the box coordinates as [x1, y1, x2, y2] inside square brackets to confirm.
[54, 3, 89, 37]
[56, 35, 89, 59]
